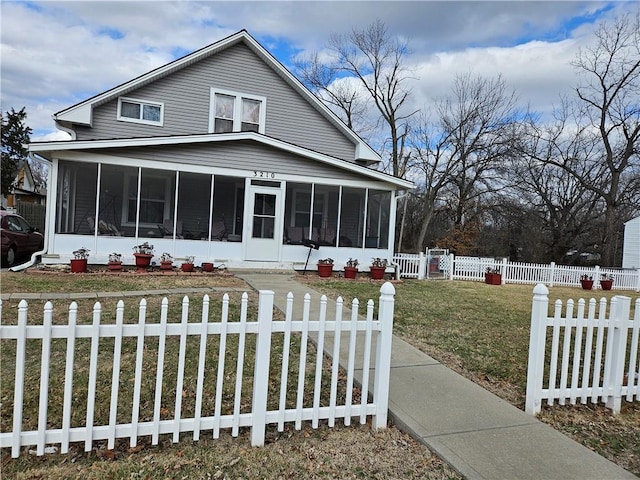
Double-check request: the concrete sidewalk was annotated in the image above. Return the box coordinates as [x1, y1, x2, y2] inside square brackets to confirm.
[236, 271, 636, 480]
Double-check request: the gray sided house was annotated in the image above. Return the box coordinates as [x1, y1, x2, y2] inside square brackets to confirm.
[30, 30, 412, 269]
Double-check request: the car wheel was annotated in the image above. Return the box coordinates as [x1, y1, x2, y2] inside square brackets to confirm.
[4, 246, 16, 267]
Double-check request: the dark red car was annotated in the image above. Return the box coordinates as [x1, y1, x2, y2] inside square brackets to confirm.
[1, 210, 44, 267]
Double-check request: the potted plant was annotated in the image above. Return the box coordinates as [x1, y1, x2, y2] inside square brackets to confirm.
[108, 252, 123, 272]
[580, 274, 594, 290]
[344, 258, 359, 279]
[600, 273, 613, 291]
[181, 255, 195, 272]
[70, 247, 90, 273]
[159, 252, 174, 271]
[485, 267, 502, 285]
[369, 257, 388, 280]
[317, 258, 334, 278]
[132, 242, 154, 272]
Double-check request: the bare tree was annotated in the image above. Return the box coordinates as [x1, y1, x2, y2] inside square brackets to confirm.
[405, 74, 521, 251]
[295, 52, 370, 132]
[297, 19, 417, 178]
[541, 13, 640, 265]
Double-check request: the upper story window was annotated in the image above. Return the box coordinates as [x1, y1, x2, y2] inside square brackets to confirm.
[210, 88, 266, 134]
[117, 97, 164, 126]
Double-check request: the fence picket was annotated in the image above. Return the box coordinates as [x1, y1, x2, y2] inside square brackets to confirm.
[570, 299, 586, 404]
[193, 294, 210, 441]
[85, 303, 101, 452]
[61, 302, 78, 454]
[547, 300, 562, 407]
[580, 299, 597, 404]
[328, 297, 343, 428]
[232, 293, 249, 437]
[344, 298, 359, 427]
[360, 300, 374, 425]
[295, 293, 311, 431]
[312, 295, 328, 428]
[131, 299, 147, 448]
[152, 298, 168, 445]
[173, 297, 190, 443]
[108, 300, 124, 450]
[277, 292, 294, 432]
[214, 294, 229, 439]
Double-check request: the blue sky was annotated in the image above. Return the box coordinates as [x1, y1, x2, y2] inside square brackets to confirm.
[1, 1, 638, 141]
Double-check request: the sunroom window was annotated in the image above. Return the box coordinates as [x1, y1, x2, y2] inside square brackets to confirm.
[118, 97, 164, 126]
[210, 89, 266, 134]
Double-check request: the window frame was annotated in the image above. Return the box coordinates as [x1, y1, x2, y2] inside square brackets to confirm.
[117, 97, 164, 126]
[122, 171, 172, 227]
[209, 88, 266, 134]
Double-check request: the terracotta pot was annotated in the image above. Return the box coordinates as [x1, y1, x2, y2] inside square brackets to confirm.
[108, 261, 122, 272]
[317, 263, 334, 278]
[344, 266, 358, 279]
[485, 273, 502, 285]
[600, 279, 613, 291]
[160, 261, 173, 271]
[580, 279, 594, 290]
[133, 253, 153, 272]
[202, 262, 214, 272]
[181, 263, 195, 272]
[369, 266, 386, 280]
[70, 258, 87, 273]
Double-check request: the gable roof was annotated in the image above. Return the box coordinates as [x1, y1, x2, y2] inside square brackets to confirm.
[53, 30, 380, 164]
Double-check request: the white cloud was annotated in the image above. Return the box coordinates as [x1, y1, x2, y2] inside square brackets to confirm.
[1, 0, 637, 140]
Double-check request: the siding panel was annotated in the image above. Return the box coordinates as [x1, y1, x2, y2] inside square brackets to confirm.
[76, 43, 358, 162]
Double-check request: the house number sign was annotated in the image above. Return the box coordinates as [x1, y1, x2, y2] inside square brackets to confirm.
[253, 170, 276, 179]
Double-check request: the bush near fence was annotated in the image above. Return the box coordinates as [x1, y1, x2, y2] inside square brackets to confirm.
[0, 285, 395, 458]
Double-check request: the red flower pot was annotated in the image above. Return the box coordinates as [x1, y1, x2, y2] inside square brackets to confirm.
[133, 253, 153, 273]
[202, 262, 214, 272]
[70, 258, 87, 273]
[317, 263, 334, 278]
[580, 279, 594, 290]
[485, 273, 502, 285]
[369, 266, 386, 280]
[181, 263, 195, 272]
[600, 279, 613, 290]
[108, 261, 122, 272]
[344, 266, 358, 279]
[160, 261, 173, 271]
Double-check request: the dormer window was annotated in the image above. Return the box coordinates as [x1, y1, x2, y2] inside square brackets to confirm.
[210, 88, 266, 134]
[117, 97, 164, 126]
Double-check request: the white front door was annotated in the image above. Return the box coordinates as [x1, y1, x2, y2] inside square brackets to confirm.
[245, 185, 283, 261]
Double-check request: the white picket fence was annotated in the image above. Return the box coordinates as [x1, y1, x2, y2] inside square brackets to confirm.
[393, 252, 640, 291]
[525, 284, 640, 415]
[0, 284, 395, 458]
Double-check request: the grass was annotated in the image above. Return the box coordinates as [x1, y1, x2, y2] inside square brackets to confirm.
[297, 275, 640, 476]
[0, 270, 461, 480]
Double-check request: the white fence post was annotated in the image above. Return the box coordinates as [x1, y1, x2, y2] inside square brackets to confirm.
[372, 282, 396, 430]
[251, 290, 274, 447]
[501, 258, 508, 285]
[525, 283, 549, 415]
[418, 252, 426, 280]
[605, 296, 631, 414]
[548, 262, 555, 287]
[449, 254, 455, 280]
[594, 265, 601, 289]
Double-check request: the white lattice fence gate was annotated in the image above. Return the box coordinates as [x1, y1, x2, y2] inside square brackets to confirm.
[0, 284, 395, 457]
[526, 284, 640, 415]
